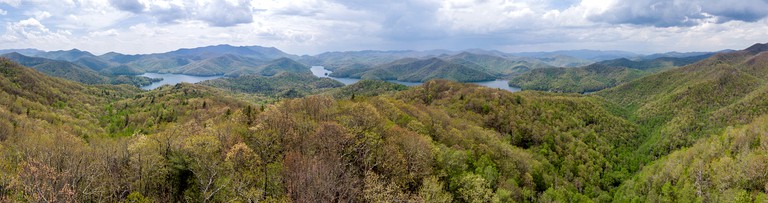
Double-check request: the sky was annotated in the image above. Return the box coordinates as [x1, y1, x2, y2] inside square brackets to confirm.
[0, 0, 767, 55]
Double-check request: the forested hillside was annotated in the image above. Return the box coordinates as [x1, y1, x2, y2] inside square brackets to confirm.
[331, 57, 497, 82]
[599, 43, 768, 157]
[445, 52, 555, 78]
[201, 72, 343, 98]
[0, 58, 645, 202]
[615, 115, 768, 202]
[598, 43, 768, 201]
[2, 52, 109, 84]
[2, 43, 768, 202]
[2, 53, 161, 87]
[596, 54, 713, 72]
[508, 64, 645, 93]
[508, 54, 711, 93]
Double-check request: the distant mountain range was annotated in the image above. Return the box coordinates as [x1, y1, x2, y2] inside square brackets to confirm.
[507, 52, 714, 93]
[596, 54, 716, 72]
[1, 52, 107, 84]
[0, 44, 298, 76]
[0, 45, 726, 85]
[513, 49, 641, 61]
[327, 52, 559, 82]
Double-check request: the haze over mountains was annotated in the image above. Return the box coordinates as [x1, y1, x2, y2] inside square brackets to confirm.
[0, 44, 725, 92]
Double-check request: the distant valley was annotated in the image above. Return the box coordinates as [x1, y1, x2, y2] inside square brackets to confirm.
[1, 45, 722, 93]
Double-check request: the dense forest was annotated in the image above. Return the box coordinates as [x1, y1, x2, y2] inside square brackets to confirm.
[508, 64, 645, 93]
[1, 43, 768, 202]
[329, 57, 497, 82]
[508, 55, 710, 93]
[1, 52, 161, 87]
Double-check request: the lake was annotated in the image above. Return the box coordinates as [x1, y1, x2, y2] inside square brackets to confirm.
[310, 66, 520, 92]
[139, 73, 223, 90]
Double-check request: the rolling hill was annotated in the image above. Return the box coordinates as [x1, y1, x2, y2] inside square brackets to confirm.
[165, 44, 293, 60]
[324, 79, 409, 99]
[596, 54, 714, 72]
[533, 55, 594, 67]
[509, 64, 645, 93]
[508, 54, 713, 93]
[34, 49, 96, 62]
[88, 45, 298, 75]
[173, 54, 265, 76]
[1, 53, 161, 86]
[0, 61, 643, 201]
[308, 49, 454, 70]
[201, 72, 343, 97]
[601, 42, 768, 202]
[224, 57, 311, 77]
[514, 49, 641, 61]
[333, 57, 496, 82]
[0, 48, 43, 56]
[74, 56, 116, 71]
[1, 52, 108, 84]
[599, 42, 768, 158]
[445, 52, 554, 78]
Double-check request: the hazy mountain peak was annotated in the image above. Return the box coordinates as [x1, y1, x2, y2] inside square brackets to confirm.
[2, 52, 26, 58]
[34, 49, 96, 62]
[745, 42, 768, 54]
[0, 48, 44, 56]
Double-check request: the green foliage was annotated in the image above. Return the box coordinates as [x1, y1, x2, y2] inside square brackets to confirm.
[325, 79, 408, 99]
[4, 44, 768, 203]
[201, 72, 343, 97]
[99, 64, 144, 75]
[419, 176, 453, 203]
[614, 115, 768, 202]
[2, 54, 166, 87]
[179, 56, 310, 77]
[125, 192, 153, 203]
[509, 64, 646, 93]
[3, 53, 110, 84]
[597, 54, 710, 72]
[108, 75, 163, 87]
[341, 57, 497, 82]
[508, 55, 710, 93]
[325, 63, 371, 77]
[599, 48, 768, 157]
[447, 52, 555, 78]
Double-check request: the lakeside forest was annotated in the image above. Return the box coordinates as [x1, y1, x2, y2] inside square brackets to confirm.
[1, 43, 768, 202]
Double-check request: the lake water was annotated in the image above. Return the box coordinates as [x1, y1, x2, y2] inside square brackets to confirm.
[310, 66, 520, 92]
[139, 73, 223, 90]
[471, 80, 521, 92]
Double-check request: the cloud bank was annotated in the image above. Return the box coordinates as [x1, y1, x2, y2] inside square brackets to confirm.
[589, 0, 768, 27]
[0, 0, 766, 55]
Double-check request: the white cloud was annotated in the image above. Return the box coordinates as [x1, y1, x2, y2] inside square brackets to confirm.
[195, 0, 254, 27]
[0, 0, 765, 55]
[0, 8, 6, 15]
[437, 0, 543, 33]
[1, 18, 73, 50]
[88, 29, 119, 37]
[106, 0, 254, 27]
[108, 0, 144, 13]
[0, 0, 20, 7]
[589, 0, 768, 27]
[34, 11, 51, 20]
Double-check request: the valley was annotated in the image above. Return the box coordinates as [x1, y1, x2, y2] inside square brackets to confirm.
[5, 1, 767, 202]
[0, 42, 766, 202]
